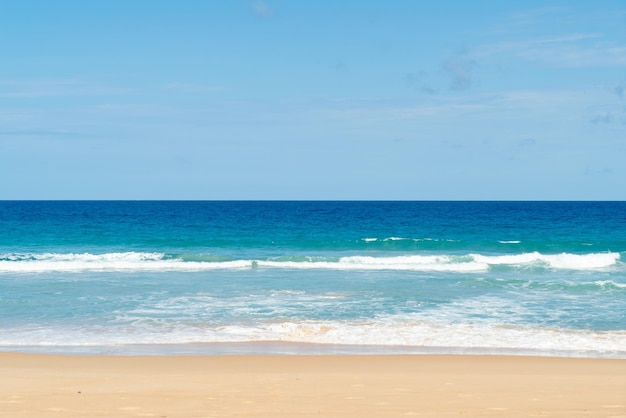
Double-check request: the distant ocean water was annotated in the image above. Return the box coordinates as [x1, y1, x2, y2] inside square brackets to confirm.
[0, 201, 624, 357]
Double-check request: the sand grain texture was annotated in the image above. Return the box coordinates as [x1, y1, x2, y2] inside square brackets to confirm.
[1, 353, 625, 417]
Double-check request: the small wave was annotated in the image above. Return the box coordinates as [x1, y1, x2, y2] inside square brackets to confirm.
[361, 237, 460, 243]
[472, 251, 620, 270]
[499, 240, 521, 244]
[0, 252, 252, 272]
[258, 258, 488, 272]
[335, 255, 487, 272]
[594, 280, 626, 289]
[464, 277, 626, 293]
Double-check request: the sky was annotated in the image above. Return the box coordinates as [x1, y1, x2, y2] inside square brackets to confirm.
[1, 0, 625, 200]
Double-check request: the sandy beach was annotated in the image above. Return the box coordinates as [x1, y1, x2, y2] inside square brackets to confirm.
[0, 353, 624, 417]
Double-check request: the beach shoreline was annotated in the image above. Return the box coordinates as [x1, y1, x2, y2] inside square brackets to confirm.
[2, 352, 624, 417]
[3, 340, 626, 358]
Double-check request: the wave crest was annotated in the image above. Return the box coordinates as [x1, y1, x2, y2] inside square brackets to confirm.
[0, 251, 621, 273]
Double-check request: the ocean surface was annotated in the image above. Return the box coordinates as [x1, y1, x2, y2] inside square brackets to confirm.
[1, 201, 625, 357]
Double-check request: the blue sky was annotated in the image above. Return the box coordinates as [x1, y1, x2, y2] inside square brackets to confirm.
[1, 1, 625, 200]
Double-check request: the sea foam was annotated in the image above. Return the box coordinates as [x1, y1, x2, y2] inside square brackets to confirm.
[0, 251, 621, 273]
[1, 319, 625, 357]
[471, 251, 620, 269]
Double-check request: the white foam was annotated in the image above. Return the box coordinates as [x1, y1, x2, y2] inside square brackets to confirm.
[336, 255, 488, 272]
[2, 319, 624, 356]
[361, 237, 460, 243]
[472, 251, 620, 269]
[0, 252, 252, 272]
[594, 280, 626, 289]
[259, 321, 626, 354]
[0, 251, 621, 273]
[258, 256, 488, 272]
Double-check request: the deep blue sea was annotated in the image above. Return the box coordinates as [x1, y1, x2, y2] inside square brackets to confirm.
[1, 201, 624, 357]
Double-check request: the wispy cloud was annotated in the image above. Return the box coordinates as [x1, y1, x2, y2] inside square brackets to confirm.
[0, 129, 78, 137]
[589, 109, 626, 126]
[309, 87, 619, 130]
[584, 166, 614, 176]
[505, 6, 568, 27]
[404, 71, 438, 95]
[441, 55, 476, 91]
[0, 79, 132, 98]
[518, 137, 537, 147]
[489, 89, 588, 106]
[590, 113, 614, 124]
[251, 1, 273, 18]
[160, 82, 226, 93]
[315, 95, 496, 124]
[475, 33, 626, 67]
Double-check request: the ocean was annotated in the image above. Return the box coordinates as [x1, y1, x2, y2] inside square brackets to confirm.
[0, 201, 624, 357]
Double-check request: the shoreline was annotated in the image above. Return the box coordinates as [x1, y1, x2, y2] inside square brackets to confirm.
[2, 353, 624, 417]
[3, 340, 626, 359]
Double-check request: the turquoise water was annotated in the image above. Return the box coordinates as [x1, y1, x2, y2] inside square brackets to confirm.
[1, 201, 625, 357]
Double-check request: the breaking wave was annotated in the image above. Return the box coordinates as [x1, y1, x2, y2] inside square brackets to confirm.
[0, 251, 621, 273]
